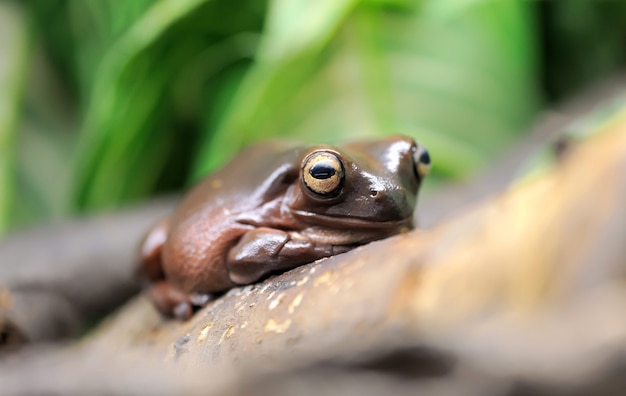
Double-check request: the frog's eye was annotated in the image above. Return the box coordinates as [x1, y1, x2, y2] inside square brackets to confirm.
[302, 151, 345, 196]
[412, 143, 431, 179]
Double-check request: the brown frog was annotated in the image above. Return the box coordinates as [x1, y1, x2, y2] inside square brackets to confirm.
[139, 135, 431, 319]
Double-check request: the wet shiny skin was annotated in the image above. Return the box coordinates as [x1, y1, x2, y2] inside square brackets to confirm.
[139, 135, 430, 319]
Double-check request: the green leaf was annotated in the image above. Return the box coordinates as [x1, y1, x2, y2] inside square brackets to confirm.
[0, 2, 30, 234]
[194, 0, 540, 180]
[67, 0, 156, 94]
[72, 0, 265, 209]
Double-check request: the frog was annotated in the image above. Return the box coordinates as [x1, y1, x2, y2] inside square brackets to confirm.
[139, 135, 431, 319]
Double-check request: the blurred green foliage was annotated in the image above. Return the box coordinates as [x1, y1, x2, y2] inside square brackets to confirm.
[1, 0, 625, 233]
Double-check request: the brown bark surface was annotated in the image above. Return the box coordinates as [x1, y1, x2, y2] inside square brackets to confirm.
[2, 110, 626, 396]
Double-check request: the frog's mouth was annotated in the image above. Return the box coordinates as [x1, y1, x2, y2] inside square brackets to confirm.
[291, 210, 414, 230]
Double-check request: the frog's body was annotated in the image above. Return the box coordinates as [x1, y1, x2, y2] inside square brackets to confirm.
[139, 135, 431, 319]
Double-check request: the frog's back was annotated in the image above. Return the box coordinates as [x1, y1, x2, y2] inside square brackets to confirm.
[176, 141, 302, 220]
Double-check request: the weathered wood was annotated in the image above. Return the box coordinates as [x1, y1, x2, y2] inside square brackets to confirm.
[0, 107, 626, 395]
[2, 112, 625, 395]
[96, 112, 626, 371]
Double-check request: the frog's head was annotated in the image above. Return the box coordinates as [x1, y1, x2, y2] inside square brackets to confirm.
[288, 135, 430, 231]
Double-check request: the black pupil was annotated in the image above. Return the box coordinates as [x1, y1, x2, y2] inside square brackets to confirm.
[419, 150, 431, 165]
[309, 163, 336, 179]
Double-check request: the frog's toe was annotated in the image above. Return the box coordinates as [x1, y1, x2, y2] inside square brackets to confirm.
[189, 293, 213, 307]
[149, 282, 193, 320]
[173, 302, 192, 321]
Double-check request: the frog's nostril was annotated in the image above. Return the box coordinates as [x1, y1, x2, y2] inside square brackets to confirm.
[370, 189, 379, 198]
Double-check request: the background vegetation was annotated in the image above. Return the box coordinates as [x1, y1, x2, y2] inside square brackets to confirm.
[1, 0, 625, 234]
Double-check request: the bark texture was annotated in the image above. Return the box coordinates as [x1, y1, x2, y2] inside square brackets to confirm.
[2, 111, 626, 396]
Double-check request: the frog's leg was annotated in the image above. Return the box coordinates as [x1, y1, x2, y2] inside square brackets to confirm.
[226, 227, 350, 285]
[139, 219, 204, 320]
[138, 219, 169, 282]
